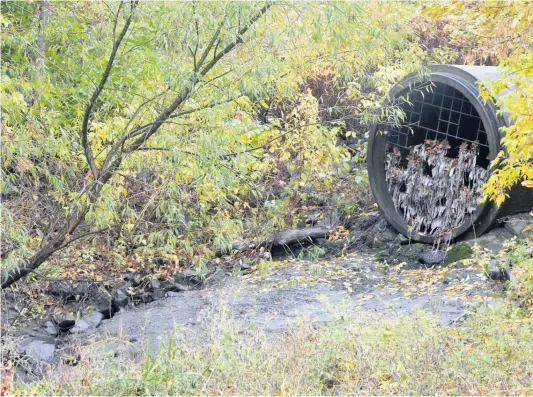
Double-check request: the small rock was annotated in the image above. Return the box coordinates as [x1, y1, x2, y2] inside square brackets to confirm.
[419, 250, 446, 265]
[70, 311, 104, 334]
[160, 279, 188, 292]
[17, 336, 56, 363]
[504, 217, 530, 236]
[83, 341, 141, 362]
[125, 272, 143, 287]
[93, 293, 116, 319]
[149, 289, 166, 301]
[205, 266, 227, 287]
[70, 318, 91, 334]
[85, 311, 104, 327]
[346, 212, 380, 231]
[174, 269, 202, 287]
[167, 291, 181, 297]
[112, 287, 130, 308]
[153, 257, 167, 267]
[466, 228, 514, 252]
[43, 321, 58, 336]
[487, 268, 510, 281]
[396, 233, 410, 245]
[392, 243, 427, 263]
[150, 279, 161, 290]
[235, 262, 252, 274]
[368, 219, 397, 248]
[53, 313, 76, 332]
[47, 282, 76, 300]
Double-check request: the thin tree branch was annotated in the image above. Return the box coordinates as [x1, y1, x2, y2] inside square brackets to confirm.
[199, 2, 272, 77]
[80, 0, 136, 181]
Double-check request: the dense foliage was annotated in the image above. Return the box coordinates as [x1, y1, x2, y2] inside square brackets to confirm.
[1, 1, 445, 284]
[1, 1, 531, 286]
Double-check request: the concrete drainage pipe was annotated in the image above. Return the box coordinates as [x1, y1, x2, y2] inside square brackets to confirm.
[367, 65, 532, 244]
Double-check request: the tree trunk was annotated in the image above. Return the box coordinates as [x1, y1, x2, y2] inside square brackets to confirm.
[2, 202, 88, 289]
[34, 0, 50, 70]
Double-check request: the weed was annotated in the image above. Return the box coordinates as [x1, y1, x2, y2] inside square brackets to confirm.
[9, 303, 533, 396]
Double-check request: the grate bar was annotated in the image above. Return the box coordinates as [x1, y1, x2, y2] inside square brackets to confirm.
[387, 83, 488, 150]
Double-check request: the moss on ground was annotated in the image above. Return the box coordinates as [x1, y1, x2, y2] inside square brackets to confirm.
[445, 243, 473, 264]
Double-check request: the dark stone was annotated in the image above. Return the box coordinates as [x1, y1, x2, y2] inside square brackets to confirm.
[205, 266, 227, 287]
[47, 282, 86, 301]
[419, 250, 446, 265]
[149, 289, 166, 301]
[392, 243, 427, 263]
[174, 269, 202, 287]
[160, 279, 187, 292]
[47, 282, 75, 300]
[153, 257, 167, 267]
[112, 287, 130, 308]
[395, 233, 410, 245]
[124, 272, 143, 287]
[346, 212, 381, 232]
[487, 268, 510, 281]
[368, 219, 397, 248]
[52, 313, 76, 332]
[93, 292, 117, 319]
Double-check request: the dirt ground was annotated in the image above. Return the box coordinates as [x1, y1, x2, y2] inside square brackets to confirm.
[72, 247, 498, 358]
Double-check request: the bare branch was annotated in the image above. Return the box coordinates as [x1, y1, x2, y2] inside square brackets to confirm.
[80, 0, 136, 180]
[196, 13, 227, 72]
[199, 2, 272, 77]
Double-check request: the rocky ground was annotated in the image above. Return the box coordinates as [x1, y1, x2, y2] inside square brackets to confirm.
[2, 212, 530, 383]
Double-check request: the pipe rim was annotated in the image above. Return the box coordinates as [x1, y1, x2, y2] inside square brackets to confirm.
[368, 71, 501, 244]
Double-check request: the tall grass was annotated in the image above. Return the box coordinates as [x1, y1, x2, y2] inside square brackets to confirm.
[9, 302, 533, 396]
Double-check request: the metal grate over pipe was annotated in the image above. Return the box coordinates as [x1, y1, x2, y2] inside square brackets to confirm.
[386, 82, 490, 167]
[368, 65, 533, 244]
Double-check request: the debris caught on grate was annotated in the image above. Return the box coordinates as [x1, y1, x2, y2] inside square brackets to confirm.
[385, 140, 488, 246]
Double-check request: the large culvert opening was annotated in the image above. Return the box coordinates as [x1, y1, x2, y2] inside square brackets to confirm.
[383, 82, 490, 243]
